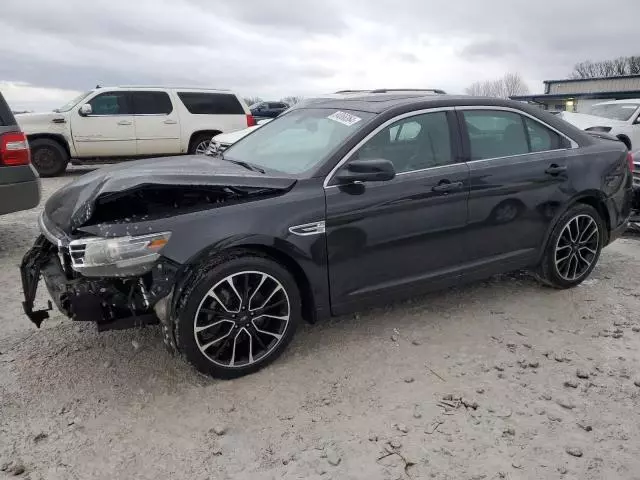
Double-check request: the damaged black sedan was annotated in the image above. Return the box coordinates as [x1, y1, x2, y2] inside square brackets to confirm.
[21, 93, 634, 378]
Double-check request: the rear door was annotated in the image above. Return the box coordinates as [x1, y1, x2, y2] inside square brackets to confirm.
[457, 107, 575, 271]
[325, 109, 470, 312]
[131, 91, 181, 155]
[70, 91, 136, 157]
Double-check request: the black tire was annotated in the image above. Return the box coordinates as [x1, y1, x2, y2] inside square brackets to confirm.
[29, 138, 69, 177]
[175, 253, 301, 379]
[188, 133, 214, 155]
[534, 203, 605, 289]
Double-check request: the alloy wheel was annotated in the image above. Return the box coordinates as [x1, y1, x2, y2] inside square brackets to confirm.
[33, 148, 55, 169]
[193, 271, 290, 368]
[554, 214, 599, 281]
[195, 140, 210, 155]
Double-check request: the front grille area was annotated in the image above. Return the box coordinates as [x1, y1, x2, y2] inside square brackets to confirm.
[205, 141, 231, 157]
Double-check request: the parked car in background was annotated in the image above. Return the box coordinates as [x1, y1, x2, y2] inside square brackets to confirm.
[22, 93, 633, 379]
[0, 92, 40, 215]
[205, 119, 272, 156]
[559, 99, 640, 150]
[250, 101, 289, 118]
[16, 86, 255, 177]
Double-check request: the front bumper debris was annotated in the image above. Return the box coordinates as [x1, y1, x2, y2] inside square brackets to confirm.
[20, 235, 180, 331]
[20, 235, 54, 327]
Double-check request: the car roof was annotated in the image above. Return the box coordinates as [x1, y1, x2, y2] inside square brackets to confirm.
[296, 94, 535, 114]
[593, 98, 640, 106]
[98, 86, 235, 93]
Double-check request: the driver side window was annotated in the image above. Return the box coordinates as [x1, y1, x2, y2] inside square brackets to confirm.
[88, 92, 130, 115]
[355, 111, 453, 173]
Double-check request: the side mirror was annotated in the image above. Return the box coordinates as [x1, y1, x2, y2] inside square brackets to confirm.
[79, 104, 92, 116]
[334, 158, 396, 184]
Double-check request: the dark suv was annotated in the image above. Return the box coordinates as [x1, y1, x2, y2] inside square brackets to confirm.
[0, 93, 40, 215]
[250, 101, 289, 118]
[21, 93, 633, 378]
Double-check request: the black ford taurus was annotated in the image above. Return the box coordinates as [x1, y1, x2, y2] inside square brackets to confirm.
[21, 92, 634, 378]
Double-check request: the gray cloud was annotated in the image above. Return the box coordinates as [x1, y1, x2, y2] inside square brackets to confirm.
[0, 0, 637, 109]
[460, 40, 520, 59]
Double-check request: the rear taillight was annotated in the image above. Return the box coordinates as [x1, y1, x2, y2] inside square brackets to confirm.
[1, 132, 30, 166]
[627, 152, 634, 172]
[246, 114, 256, 127]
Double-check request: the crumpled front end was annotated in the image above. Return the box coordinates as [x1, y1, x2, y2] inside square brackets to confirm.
[20, 231, 179, 332]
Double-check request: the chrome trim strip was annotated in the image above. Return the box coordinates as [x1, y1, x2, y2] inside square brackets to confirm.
[455, 105, 579, 149]
[288, 221, 326, 236]
[323, 107, 455, 188]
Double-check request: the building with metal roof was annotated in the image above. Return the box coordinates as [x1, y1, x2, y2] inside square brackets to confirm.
[511, 75, 640, 113]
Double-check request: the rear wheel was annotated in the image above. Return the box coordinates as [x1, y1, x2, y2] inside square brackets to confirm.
[175, 254, 301, 378]
[534, 204, 604, 289]
[189, 133, 214, 155]
[30, 138, 69, 177]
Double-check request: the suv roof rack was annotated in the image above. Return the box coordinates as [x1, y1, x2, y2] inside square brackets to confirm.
[334, 88, 446, 95]
[111, 86, 232, 91]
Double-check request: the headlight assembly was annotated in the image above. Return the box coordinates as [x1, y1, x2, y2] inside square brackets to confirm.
[68, 232, 171, 277]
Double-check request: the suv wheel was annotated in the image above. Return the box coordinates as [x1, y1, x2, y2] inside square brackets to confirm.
[30, 138, 69, 177]
[175, 254, 301, 378]
[535, 204, 604, 288]
[189, 134, 214, 155]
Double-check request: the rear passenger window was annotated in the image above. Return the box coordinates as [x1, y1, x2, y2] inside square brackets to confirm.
[462, 110, 568, 160]
[524, 117, 565, 152]
[178, 93, 245, 115]
[131, 92, 173, 115]
[462, 110, 528, 160]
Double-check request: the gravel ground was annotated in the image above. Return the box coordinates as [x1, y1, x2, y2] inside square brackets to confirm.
[1, 169, 640, 480]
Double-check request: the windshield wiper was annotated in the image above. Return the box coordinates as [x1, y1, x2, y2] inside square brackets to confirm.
[222, 158, 265, 174]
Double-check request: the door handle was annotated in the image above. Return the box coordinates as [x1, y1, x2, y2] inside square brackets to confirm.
[163, 119, 178, 124]
[432, 181, 464, 193]
[117, 120, 132, 126]
[545, 164, 567, 175]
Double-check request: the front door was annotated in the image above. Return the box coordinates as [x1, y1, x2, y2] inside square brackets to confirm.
[70, 91, 136, 157]
[131, 91, 181, 155]
[458, 107, 574, 270]
[325, 110, 470, 313]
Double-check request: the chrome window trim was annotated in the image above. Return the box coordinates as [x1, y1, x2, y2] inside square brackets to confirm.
[455, 105, 579, 150]
[323, 107, 455, 188]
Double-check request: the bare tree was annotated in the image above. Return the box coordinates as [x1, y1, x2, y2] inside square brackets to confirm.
[465, 73, 529, 98]
[281, 96, 303, 105]
[244, 96, 263, 106]
[570, 55, 640, 78]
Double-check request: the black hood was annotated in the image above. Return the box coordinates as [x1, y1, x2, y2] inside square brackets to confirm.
[44, 155, 296, 234]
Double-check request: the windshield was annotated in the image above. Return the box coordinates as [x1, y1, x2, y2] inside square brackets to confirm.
[55, 91, 92, 112]
[222, 108, 374, 176]
[589, 103, 640, 121]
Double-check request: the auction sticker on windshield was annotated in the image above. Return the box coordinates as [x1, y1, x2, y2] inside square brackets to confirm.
[327, 111, 362, 127]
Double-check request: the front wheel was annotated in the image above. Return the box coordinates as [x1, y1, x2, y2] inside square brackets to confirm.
[534, 204, 604, 289]
[175, 254, 301, 378]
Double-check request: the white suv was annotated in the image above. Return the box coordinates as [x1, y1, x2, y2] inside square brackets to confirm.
[16, 86, 255, 176]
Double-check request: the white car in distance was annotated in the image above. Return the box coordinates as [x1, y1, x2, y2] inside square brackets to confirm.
[559, 99, 640, 150]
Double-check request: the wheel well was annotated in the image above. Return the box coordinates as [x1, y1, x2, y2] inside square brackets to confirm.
[189, 130, 222, 149]
[616, 134, 631, 150]
[238, 245, 316, 323]
[27, 134, 70, 157]
[178, 244, 316, 324]
[575, 195, 611, 242]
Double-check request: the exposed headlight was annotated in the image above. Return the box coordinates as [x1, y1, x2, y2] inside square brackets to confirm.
[69, 232, 171, 277]
[585, 126, 612, 133]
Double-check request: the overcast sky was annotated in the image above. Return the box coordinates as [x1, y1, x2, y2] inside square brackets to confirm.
[1, 0, 638, 110]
